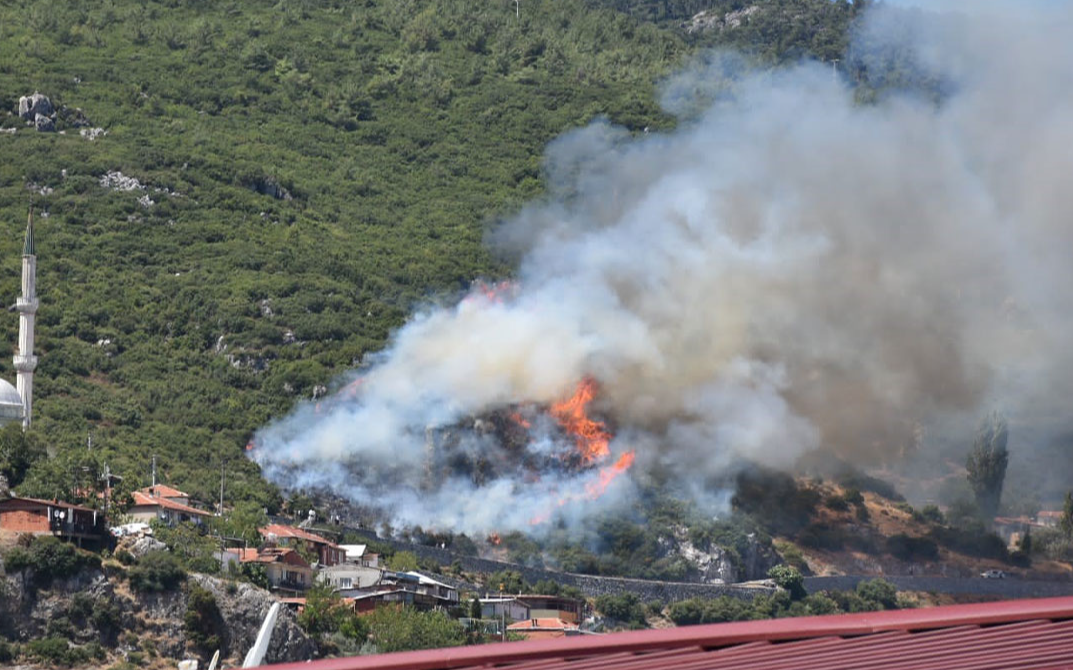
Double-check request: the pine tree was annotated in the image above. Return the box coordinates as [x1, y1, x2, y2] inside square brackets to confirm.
[965, 412, 1009, 519]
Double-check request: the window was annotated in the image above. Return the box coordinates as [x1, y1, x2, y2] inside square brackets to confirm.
[340, 577, 352, 588]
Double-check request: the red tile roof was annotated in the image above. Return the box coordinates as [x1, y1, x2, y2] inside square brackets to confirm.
[260, 524, 339, 548]
[130, 491, 211, 517]
[259, 595, 1073, 670]
[142, 484, 189, 499]
[231, 546, 310, 568]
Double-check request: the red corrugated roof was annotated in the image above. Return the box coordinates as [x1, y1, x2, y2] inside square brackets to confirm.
[130, 490, 211, 517]
[260, 524, 339, 548]
[260, 595, 1073, 670]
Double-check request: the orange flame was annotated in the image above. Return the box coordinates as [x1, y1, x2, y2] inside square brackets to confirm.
[585, 451, 636, 498]
[509, 411, 531, 430]
[550, 378, 611, 464]
[245, 441, 255, 451]
[528, 450, 637, 526]
[487, 532, 502, 546]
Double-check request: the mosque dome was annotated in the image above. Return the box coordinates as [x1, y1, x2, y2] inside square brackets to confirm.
[0, 379, 24, 422]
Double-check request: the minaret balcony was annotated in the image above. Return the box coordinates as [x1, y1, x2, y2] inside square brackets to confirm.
[15, 297, 38, 313]
[13, 354, 37, 372]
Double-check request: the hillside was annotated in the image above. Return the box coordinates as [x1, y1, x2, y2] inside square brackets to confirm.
[0, 0, 863, 508]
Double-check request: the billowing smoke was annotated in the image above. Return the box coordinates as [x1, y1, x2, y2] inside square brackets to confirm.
[253, 3, 1073, 533]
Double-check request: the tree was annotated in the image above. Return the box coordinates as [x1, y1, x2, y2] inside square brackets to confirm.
[128, 551, 187, 592]
[0, 424, 44, 489]
[365, 606, 465, 653]
[966, 412, 1009, 519]
[768, 564, 806, 600]
[210, 500, 268, 546]
[1061, 491, 1073, 538]
[298, 582, 351, 636]
[184, 585, 223, 652]
[387, 551, 420, 572]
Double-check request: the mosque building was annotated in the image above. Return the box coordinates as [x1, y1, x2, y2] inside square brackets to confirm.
[0, 209, 37, 427]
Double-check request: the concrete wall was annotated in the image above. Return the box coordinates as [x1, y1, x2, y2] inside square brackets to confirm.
[805, 575, 1073, 598]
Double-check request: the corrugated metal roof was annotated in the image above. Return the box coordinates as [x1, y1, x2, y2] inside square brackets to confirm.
[261, 595, 1073, 670]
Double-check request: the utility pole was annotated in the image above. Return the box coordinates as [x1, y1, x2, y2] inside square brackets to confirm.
[151, 454, 156, 487]
[219, 458, 226, 515]
[513, 0, 519, 18]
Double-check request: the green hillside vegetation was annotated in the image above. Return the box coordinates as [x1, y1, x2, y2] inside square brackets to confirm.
[0, 0, 863, 509]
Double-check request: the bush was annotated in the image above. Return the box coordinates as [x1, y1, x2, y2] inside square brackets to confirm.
[768, 564, 806, 600]
[128, 551, 186, 592]
[886, 534, 939, 562]
[595, 593, 647, 628]
[928, 525, 1009, 562]
[0, 640, 16, 663]
[2, 536, 100, 586]
[856, 579, 899, 609]
[25, 637, 100, 666]
[184, 585, 223, 651]
[914, 505, 945, 525]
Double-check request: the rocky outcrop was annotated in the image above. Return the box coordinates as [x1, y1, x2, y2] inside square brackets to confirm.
[0, 567, 314, 665]
[682, 5, 760, 34]
[18, 93, 53, 121]
[739, 532, 780, 581]
[248, 176, 293, 201]
[34, 114, 55, 132]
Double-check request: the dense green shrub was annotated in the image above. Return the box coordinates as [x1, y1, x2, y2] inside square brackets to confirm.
[928, 525, 1009, 562]
[2, 536, 100, 586]
[128, 551, 186, 592]
[768, 564, 806, 600]
[184, 585, 223, 651]
[595, 593, 646, 628]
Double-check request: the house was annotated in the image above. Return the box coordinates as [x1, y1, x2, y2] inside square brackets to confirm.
[320, 562, 384, 591]
[229, 546, 314, 595]
[0, 496, 106, 547]
[338, 543, 380, 567]
[480, 594, 586, 624]
[341, 571, 459, 612]
[480, 597, 531, 622]
[1037, 510, 1064, 528]
[259, 524, 344, 566]
[506, 617, 582, 641]
[127, 485, 211, 526]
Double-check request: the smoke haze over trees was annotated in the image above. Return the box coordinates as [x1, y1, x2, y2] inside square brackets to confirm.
[255, 3, 1073, 534]
[966, 413, 1009, 519]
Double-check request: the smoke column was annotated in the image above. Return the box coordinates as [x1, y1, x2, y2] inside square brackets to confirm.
[253, 3, 1073, 533]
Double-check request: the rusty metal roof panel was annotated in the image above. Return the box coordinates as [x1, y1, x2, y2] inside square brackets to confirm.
[262, 596, 1073, 670]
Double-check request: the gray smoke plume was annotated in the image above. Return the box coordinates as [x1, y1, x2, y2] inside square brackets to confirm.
[253, 3, 1073, 533]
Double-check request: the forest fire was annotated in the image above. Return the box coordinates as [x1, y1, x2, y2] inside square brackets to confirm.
[550, 378, 612, 464]
[517, 378, 636, 526]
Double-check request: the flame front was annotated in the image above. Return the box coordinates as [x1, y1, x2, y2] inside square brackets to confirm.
[550, 377, 612, 464]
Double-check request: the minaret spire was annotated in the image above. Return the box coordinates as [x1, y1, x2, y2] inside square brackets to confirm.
[14, 207, 38, 428]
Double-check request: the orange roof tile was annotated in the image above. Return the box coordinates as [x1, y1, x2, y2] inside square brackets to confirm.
[260, 524, 339, 548]
[131, 490, 211, 517]
[141, 484, 189, 499]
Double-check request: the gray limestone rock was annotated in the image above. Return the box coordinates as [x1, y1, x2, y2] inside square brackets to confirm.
[17, 92, 53, 121]
[34, 113, 55, 132]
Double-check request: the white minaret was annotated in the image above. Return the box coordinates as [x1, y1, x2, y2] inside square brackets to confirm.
[14, 209, 37, 428]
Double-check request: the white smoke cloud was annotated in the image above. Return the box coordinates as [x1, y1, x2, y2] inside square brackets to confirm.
[253, 3, 1073, 533]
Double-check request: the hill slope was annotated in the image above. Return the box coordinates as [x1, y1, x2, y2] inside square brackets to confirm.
[0, 0, 857, 506]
